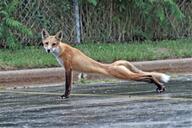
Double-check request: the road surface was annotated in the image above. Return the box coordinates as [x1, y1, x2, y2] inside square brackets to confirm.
[0, 75, 192, 128]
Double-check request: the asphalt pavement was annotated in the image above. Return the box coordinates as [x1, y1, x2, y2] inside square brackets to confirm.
[0, 75, 192, 128]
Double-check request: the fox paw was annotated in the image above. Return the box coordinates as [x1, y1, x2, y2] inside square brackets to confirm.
[156, 86, 166, 93]
[60, 94, 69, 99]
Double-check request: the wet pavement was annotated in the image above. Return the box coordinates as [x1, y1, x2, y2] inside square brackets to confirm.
[0, 75, 192, 128]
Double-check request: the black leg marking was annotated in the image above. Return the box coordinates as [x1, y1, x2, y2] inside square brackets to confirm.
[61, 69, 72, 98]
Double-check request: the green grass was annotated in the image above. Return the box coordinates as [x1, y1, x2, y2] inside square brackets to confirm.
[77, 39, 192, 62]
[0, 39, 192, 70]
[0, 47, 56, 70]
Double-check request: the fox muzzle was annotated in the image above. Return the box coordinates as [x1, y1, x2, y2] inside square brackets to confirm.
[47, 49, 51, 53]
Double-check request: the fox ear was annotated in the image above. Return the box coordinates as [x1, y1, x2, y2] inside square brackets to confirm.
[41, 29, 49, 39]
[55, 31, 63, 41]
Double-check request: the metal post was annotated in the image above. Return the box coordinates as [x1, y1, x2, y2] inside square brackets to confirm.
[73, 0, 81, 44]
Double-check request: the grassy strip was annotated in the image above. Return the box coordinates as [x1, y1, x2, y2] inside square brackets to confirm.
[77, 39, 192, 62]
[0, 47, 56, 70]
[0, 39, 192, 70]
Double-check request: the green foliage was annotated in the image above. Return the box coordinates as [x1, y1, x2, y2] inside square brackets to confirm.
[78, 0, 185, 41]
[0, 0, 189, 47]
[1, 39, 192, 69]
[128, 0, 184, 39]
[0, 0, 32, 49]
[164, 0, 184, 20]
[87, 0, 97, 6]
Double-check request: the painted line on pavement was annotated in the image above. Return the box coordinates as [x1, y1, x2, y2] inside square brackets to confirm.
[0, 90, 191, 101]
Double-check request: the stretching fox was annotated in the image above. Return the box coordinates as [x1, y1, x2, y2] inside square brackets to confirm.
[41, 29, 170, 98]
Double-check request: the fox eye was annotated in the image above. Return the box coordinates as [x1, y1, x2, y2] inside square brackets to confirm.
[52, 43, 56, 46]
[45, 42, 48, 45]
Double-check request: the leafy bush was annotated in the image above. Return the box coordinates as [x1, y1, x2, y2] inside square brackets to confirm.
[0, 0, 32, 49]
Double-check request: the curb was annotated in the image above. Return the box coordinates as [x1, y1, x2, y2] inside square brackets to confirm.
[133, 58, 192, 73]
[0, 58, 192, 87]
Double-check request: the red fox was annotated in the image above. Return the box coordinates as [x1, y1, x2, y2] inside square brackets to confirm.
[41, 29, 170, 98]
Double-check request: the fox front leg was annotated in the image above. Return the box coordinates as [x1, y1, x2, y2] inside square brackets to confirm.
[61, 69, 72, 98]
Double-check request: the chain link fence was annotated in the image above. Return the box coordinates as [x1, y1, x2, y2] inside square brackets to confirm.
[13, 0, 74, 45]
[11, 0, 192, 45]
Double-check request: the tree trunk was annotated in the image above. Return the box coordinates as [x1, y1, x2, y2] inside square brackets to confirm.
[73, 0, 81, 44]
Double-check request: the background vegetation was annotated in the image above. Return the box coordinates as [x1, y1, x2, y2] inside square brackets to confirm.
[0, 0, 32, 49]
[0, 0, 192, 69]
[0, 0, 192, 48]
[1, 39, 192, 70]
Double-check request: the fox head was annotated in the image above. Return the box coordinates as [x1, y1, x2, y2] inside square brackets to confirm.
[41, 29, 63, 54]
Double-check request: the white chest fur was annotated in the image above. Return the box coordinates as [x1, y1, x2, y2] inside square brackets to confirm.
[56, 56, 64, 66]
[52, 46, 64, 66]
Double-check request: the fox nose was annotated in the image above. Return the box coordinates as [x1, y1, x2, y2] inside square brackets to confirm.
[47, 49, 50, 53]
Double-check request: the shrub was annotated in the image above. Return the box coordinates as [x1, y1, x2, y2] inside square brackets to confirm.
[0, 0, 32, 49]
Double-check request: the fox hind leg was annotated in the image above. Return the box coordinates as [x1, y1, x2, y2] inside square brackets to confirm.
[136, 75, 165, 93]
[112, 60, 142, 73]
[151, 75, 165, 93]
[112, 61, 166, 93]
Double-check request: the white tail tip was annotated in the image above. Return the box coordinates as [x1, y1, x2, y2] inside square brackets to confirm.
[161, 74, 170, 83]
